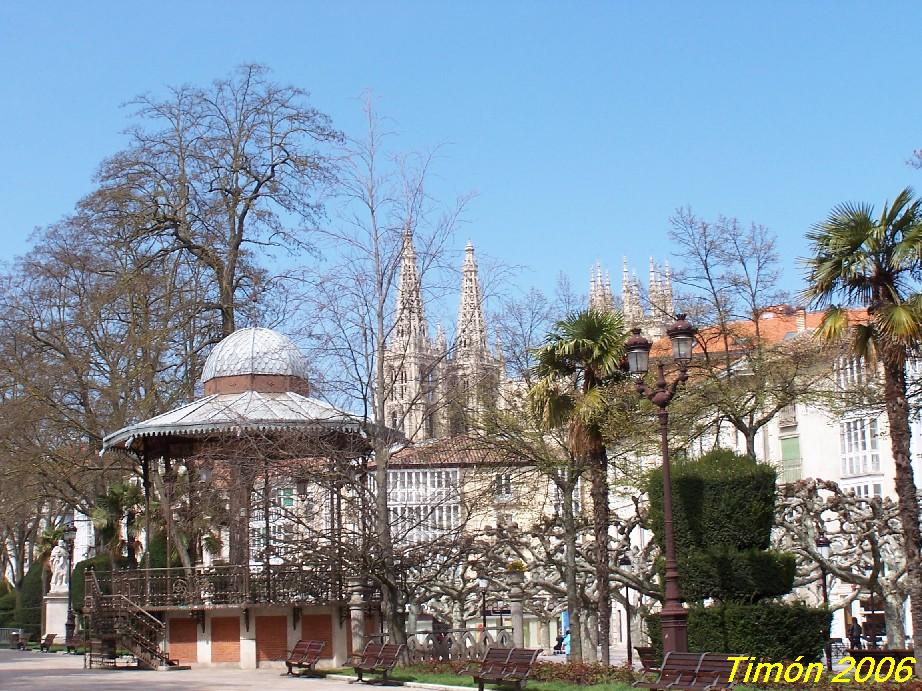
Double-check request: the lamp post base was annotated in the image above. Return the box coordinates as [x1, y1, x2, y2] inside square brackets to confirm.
[660, 607, 689, 654]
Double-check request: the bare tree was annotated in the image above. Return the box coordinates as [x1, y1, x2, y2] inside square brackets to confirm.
[302, 98, 469, 645]
[95, 64, 340, 337]
[668, 210, 833, 457]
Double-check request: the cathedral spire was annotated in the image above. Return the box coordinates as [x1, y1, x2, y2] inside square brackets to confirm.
[456, 241, 487, 355]
[393, 227, 428, 351]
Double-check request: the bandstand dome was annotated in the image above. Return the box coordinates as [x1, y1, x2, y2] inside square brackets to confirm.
[201, 327, 310, 383]
[102, 327, 363, 452]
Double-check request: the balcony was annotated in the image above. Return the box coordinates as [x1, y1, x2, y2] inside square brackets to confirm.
[89, 563, 344, 611]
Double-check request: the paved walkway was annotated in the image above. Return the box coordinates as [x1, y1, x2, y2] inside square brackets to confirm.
[0, 649, 352, 690]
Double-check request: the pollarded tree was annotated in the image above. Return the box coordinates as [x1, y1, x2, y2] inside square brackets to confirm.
[803, 187, 922, 668]
[775, 479, 907, 648]
[530, 308, 627, 665]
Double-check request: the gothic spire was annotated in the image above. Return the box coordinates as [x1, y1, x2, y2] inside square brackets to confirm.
[456, 241, 487, 355]
[393, 227, 429, 351]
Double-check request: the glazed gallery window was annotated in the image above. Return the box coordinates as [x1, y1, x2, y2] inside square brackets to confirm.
[840, 418, 881, 477]
[386, 468, 461, 543]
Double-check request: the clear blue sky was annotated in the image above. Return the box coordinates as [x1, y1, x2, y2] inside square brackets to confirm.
[1, 2, 920, 298]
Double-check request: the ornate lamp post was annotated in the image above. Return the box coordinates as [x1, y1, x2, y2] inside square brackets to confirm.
[62, 522, 78, 652]
[815, 535, 832, 666]
[625, 314, 696, 654]
[477, 574, 489, 629]
[619, 555, 633, 668]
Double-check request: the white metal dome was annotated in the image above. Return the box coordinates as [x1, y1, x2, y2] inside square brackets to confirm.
[201, 327, 309, 383]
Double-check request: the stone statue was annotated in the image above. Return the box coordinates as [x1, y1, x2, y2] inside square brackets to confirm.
[49, 540, 69, 592]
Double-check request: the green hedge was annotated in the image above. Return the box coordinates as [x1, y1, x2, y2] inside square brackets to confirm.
[70, 554, 131, 613]
[648, 449, 777, 552]
[646, 602, 830, 662]
[673, 547, 796, 603]
[0, 588, 16, 627]
[12, 560, 44, 636]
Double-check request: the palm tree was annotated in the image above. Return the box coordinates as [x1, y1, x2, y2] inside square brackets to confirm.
[530, 308, 626, 665]
[803, 186, 922, 666]
[91, 482, 144, 571]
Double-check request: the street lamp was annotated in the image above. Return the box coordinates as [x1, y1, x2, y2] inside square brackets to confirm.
[626, 315, 696, 654]
[619, 555, 633, 668]
[477, 575, 489, 629]
[815, 535, 832, 667]
[62, 522, 78, 653]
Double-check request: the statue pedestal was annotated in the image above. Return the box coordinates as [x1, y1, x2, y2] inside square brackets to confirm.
[43, 591, 69, 640]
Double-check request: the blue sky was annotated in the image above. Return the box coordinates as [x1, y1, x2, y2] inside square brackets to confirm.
[2, 2, 920, 300]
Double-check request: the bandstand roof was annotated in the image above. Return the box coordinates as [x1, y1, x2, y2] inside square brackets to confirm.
[103, 390, 363, 452]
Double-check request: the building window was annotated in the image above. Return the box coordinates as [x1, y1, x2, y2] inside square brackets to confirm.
[873, 483, 883, 497]
[835, 356, 868, 390]
[553, 472, 583, 515]
[840, 418, 881, 477]
[495, 473, 513, 501]
[780, 436, 802, 483]
[778, 405, 797, 428]
[277, 487, 294, 508]
[386, 468, 461, 543]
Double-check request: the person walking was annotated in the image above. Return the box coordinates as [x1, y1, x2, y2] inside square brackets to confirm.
[848, 619, 863, 650]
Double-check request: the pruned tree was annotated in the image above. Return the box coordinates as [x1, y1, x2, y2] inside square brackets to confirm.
[775, 479, 908, 647]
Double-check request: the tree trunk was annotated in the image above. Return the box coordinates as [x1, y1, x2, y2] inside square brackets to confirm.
[589, 447, 611, 664]
[562, 482, 583, 662]
[374, 442, 407, 646]
[583, 613, 598, 662]
[882, 590, 906, 649]
[881, 350, 922, 671]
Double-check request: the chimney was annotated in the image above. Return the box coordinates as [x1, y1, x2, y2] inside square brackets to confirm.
[795, 307, 807, 332]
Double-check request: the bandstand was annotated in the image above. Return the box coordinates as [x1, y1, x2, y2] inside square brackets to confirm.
[95, 327, 371, 669]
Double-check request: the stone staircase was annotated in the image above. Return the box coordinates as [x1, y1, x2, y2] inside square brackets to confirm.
[84, 571, 182, 670]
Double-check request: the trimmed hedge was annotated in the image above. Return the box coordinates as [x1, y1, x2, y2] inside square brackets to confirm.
[648, 449, 777, 552]
[646, 602, 830, 662]
[70, 554, 130, 612]
[674, 547, 796, 603]
[12, 560, 44, 636]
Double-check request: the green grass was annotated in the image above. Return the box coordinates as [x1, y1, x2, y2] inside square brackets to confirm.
[338, 667, 635, 691]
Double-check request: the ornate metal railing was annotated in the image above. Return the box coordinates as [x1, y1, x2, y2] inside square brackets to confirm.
[406, 628, 515, 663]
[96, 564, 343, 609]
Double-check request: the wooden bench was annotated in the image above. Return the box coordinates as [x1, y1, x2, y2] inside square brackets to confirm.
[469, 647, 542, 691]
[682, 653, 738, 690]
[633, 651, 703, 689]
[352, 642, 405, 683]
[285, 639, 326, 676]
[633, 652, 741, 691]
[465, 647, 513, 689]
[39, 633, 56, 652]
[635, 646, 660, 672]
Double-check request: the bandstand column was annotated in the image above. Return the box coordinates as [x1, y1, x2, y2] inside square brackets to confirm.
[508, 571, 525, 647]
[348, 577, 366, 654]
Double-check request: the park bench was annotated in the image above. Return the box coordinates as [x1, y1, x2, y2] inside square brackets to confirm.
[682, 653, 738, 690]
[468, 647, 543, 691]
[464, 647, 513, 688]
[39, 633, 56, 652]
[633, 651, 703, 689]
[352, 641, 405, 683]
[633, 652, 741, 691]
[285, 639, 327, 676]
[635, 646, 661, 672]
